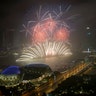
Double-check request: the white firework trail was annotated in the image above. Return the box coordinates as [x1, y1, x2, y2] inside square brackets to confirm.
[16, 41, 72, 62]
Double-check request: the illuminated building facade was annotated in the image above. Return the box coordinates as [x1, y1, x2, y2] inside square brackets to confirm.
[0, 64, 53, 87]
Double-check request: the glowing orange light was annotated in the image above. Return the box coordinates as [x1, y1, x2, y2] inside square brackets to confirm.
[44, 18, 57, 32]
[32, 23, 47, 43]
[54, 28, 69, 41]
[32, 18, 69, 43]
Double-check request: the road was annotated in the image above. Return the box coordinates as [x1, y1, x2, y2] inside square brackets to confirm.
[22, 61, 92, 96]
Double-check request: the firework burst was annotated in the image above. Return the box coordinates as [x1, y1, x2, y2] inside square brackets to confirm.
[16, 6, 72, 62]
[16, 41, 72, 62]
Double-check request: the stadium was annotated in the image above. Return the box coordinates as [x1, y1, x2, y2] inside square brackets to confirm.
[0, 64, 53, 87]
[21, 63, 53, 80]
[0, 66, 23, 87]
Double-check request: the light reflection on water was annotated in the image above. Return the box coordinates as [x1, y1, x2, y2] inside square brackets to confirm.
[0, 52, 85, 72]
[17, 55, 73, 72]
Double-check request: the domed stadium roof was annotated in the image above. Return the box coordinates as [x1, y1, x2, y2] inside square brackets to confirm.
[21, 63, 52, 80]
[25, 63, 51, 68]
[1, 66, 20, 75]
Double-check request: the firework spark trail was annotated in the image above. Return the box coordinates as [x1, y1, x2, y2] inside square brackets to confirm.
[21, 24, 31, 37]
[40, 11, 49, 21]
[16, 41, 72, 62]
[64, 5, 71, 13]
[22, 5, 71, 43]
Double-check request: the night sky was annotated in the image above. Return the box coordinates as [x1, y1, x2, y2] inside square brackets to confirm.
[0, 0, 96, 50]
